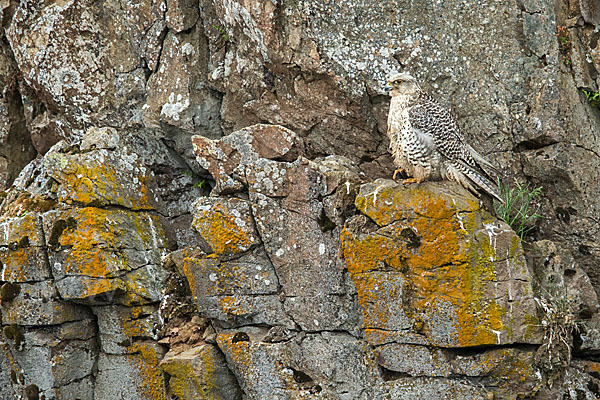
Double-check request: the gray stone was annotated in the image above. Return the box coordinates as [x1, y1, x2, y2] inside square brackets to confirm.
[143, 24, 222, 141]
[6, 0, 162, 131]
[160, 344, 242, 400]
[282, 294, 362, 333]
[374, 344, 451, 377]
[384, 377, 491, 399]
[94, 304, 161, 355]
[192, 124, 303, 195]
[0, 344, 19, 399]
[217, 328, 383, 400]
[0, 41, 36, 190]
[172, 247, 294, 328]
[166, 0, 199, 32]
[0, 281, 92, 326]
[95, 343, 167, 400]
[53, 376, 95, 400]
[11, 321, 98, 399]
[248, 158, 345, 297]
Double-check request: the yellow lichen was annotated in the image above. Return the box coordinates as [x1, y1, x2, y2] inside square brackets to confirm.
[163, 361, 203, 399]
[343, 185, 512, 347]
[219, 296, 247, 316]
[53, 208, 164, 300]
[216, 332, 253, 371]
[160, 345, 223, 399]
[48, 152, 153, 210]
[128, 342, 167, 400]
[192, 202, 252, 256]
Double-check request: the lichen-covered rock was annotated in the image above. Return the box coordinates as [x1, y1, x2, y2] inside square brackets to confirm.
[43, 207, 167, 304]
[192, 124, 303, 194]
[6, 0, 161, 131]
[385, 377, 491, 400]
[94, 305, 162, 354]
[0, 126, 175, 399]
[2, 0, 600, 397]
[43, 136, 160, 211]
[342, 179, 542, 349]
[192, 197, 258, 256]
[143, 24, 221, 141]
[95, 343, 167, 400]
[1, 320, 98, 400]
[1, 281, 93, 326]
[171, 247, 294, 327]
[192, 124, 364, 333]
[0, 214, 52, 282]
[217, 327, 383, 399]
[160, 344, 242, 400]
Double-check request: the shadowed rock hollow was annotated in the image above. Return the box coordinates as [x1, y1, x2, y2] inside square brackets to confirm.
[1, 0, 600, 399]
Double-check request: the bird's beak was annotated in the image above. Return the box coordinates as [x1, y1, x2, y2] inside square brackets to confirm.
[384, 85, 393, 92]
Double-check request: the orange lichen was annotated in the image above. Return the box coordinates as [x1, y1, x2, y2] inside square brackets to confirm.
[52, 208, 164, 300]
[216, 332, 253, 371]
[121, 306, 156, 338]
[128, 342, 167, 400]
[219, 296, 247, 316]
[1, 248, 30, 282]
[192, 202, 253, 256]
[342, 185, 512, 347]
[48, 152, 153, 210]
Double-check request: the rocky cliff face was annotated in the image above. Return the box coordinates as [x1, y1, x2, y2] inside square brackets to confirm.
[1, 0, 600, 399]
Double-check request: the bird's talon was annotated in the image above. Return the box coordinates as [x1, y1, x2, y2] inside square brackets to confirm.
[392, 169, 404, 180]
[402, 177, 417, 184]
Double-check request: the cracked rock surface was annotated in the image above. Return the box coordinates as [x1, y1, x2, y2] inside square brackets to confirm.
[1, 0, 600, 399]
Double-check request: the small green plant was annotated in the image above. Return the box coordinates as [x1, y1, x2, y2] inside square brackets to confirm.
[193, 180, 206, 189]
[212, 24, 230, 42]
[582, 89, 600, 107]
[494, 179, 542, 240]
[180, 170, 207, 190]
[556, 26, 571, 66]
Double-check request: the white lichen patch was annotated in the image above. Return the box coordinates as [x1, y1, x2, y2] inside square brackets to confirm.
[161, 93, 190, 121]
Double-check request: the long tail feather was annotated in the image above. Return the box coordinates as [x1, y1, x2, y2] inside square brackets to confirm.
[453, 161, 505, 204]
[465, 144, 504, 177]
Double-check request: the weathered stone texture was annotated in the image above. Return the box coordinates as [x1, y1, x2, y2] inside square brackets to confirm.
[343, 179, 542, 348]
[2, 0, 600, 398]
[160, 344, 242, 400]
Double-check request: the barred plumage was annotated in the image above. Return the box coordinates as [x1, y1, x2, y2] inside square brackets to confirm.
[385, 73, 503, 203]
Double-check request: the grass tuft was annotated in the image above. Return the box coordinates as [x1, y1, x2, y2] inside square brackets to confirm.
[534, 286, 579, 387]
[494, 179, 542, 240]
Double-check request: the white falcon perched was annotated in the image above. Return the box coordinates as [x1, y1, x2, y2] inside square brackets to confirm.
[385, 72, 503, 203]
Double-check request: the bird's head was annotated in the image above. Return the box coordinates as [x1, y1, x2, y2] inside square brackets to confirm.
[384, 73, 420, 96]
